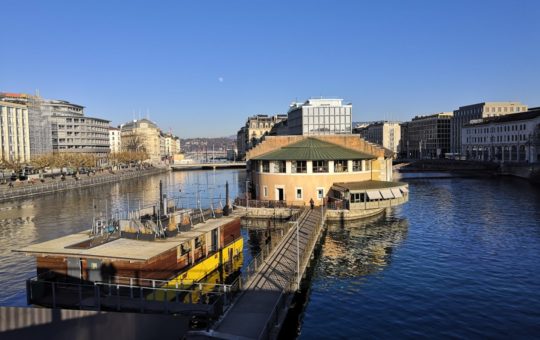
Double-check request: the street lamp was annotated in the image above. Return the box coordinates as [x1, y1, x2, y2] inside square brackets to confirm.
[295, 218, 300, 291]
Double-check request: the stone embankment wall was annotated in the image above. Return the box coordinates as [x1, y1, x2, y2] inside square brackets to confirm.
[0, 167, 168, 203]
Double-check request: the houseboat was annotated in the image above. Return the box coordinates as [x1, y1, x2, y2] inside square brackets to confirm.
[15, 184, 243, 315]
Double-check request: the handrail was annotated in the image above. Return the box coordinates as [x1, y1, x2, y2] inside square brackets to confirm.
[258, 290, 286, 340]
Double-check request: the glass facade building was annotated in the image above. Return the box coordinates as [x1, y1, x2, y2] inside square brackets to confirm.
[287, 98, 352, 135]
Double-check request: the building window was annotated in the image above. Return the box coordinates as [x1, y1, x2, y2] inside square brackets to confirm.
[313, 160, 328, 173]
[296, 188, 303, 199]
[262, 161, 270, 172]
[350, 193, 365, 203]
[334, 160, 348, 172]
[352, 160, 362, 171]
[263, 186, 268, 197]
[317, 188, 324, 199]
[273, 161, 286, 173]
[292, 160, 307, 173]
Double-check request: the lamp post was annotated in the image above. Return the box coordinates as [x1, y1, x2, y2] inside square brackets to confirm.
[295, 219, 300, 291]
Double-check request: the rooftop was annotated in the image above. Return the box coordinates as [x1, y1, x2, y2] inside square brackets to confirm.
[15, 216, 237, 262]
[251, 137, 376, 161]
[465, 108, 540, 126]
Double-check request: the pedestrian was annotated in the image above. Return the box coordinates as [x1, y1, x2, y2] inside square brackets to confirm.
[310, 198, 314, 210]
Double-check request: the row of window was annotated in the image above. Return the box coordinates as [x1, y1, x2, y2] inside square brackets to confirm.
[260, 160, 371, 173]
[467, 123, 528, 135]
[262, 186, 325, 200]
[466, 134, 530, 143]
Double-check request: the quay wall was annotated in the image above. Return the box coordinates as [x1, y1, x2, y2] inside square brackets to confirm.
[0, 307, 187, 340]
[399, 159, 540, 184]
[0, 167, 168, 203]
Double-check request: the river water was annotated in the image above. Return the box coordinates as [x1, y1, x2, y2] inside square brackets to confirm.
[1, 170, 539, 338]
[300, 174, 540, 339]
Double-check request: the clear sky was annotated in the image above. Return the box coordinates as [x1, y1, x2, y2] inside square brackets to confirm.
[1, 0, 539, 137]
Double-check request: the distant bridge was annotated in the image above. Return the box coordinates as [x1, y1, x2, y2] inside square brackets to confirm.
[170, 162, 246, 171]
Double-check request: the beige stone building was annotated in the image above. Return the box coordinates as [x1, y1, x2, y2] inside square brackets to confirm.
[0, 101, 31, 162]
[120, 119, 161, 162]
[160, 132, 180, 158]
[355, 121, 401, 155]
[109, 127, 121, 153]
[236, 114, 287, 159]
[246, 135, 402, 207]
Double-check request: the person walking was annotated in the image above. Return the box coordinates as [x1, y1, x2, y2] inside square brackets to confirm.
[309, 198, 314, 210]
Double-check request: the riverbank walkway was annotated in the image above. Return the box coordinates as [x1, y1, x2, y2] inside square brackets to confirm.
[0, 167, 167, 203]
[170, 162, 246, 171]
[208, 208, 325, 339]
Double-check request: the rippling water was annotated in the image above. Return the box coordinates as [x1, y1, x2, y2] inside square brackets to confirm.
[300, 176, 540, 339]
[0, 169, 246, 306]
[2, 171, 539, 338]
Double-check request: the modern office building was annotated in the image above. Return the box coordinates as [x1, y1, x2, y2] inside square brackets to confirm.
[0, 93, 53, 157]
[400, 112, 453, 159]
[450, 102, 527, 156]
[0, 93, 111, 161]
[46, 100, 110, 161]
[120, 119, 161, 162]
[0, 101, 31, 162]
[109, 127, 121, 153]
[461, 108, 540, 163]
[287, 98, 352, 135]
[355, 121, 401, 155]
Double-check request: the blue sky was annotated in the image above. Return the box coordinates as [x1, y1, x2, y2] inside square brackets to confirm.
[1, 0, 539, 137]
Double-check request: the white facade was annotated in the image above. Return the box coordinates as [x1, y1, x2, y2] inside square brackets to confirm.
[109, 127, 121, 153]
[0, 101, 31, 162]
[357, 121, 401, 155]
[451, 102, 528, 155]
[287, 98, 352, 135]
[461, 109, 540, 163]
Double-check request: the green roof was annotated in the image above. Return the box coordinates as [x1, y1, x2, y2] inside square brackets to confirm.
[252, 138, 376, 161]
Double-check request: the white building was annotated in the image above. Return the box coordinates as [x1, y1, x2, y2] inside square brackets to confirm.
[355, 121, 401, 155]
[109, 127, 121, 153]
[0, 101, 31, 162]
[461, 108, 540, 163]
[451, 102, 528, 156]
[287, 98, 352, 135]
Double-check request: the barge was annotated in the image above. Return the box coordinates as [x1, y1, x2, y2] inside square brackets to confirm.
[15, 182, 243, 315]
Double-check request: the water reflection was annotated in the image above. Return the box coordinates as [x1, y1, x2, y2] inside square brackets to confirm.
[320, 211, 408, 278]
[0, 169, 246, 306]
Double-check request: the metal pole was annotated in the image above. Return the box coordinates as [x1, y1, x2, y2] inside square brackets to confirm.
[245, 180, 249, 210]
[296, 220, 300, 290]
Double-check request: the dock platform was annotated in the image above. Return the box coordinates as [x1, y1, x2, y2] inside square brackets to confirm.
[207, 208, 324, 339]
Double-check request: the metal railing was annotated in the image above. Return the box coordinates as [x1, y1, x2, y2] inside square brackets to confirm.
[233, 209, 307, 292]
[0, 167, 167, 202]
[26, 271, 238, 316]
[258, 291, 288, 340]
[257, 207, 325, 339]
[234, 198, 306, 209]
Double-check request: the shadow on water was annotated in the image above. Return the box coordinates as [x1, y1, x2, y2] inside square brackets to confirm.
[279, 210, 409, 339]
